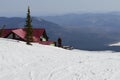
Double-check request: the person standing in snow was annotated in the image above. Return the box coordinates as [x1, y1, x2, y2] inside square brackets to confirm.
[58, 37, 62, 47]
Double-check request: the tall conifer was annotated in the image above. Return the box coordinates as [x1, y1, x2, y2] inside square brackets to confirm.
[25, 6, 33, 45]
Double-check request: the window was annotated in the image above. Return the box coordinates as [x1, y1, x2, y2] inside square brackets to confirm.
[7, 33, 13, 39]
[40, 35, 46, 41]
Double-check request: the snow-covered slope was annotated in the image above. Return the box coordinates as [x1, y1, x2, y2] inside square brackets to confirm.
[0, 38, 120, 80]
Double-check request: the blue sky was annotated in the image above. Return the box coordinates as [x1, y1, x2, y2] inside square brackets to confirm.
[0, 0, 120, 17]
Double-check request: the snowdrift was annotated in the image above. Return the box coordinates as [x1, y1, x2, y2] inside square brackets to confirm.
[0, 38, 120, 80]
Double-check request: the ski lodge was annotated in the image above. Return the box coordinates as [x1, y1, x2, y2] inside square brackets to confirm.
[0, 28, 55, 45]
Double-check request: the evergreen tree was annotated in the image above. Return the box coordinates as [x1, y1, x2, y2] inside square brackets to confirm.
[25, 6, 33, 45]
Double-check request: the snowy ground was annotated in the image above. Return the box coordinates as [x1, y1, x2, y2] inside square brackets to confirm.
[0, 38, 120, 80]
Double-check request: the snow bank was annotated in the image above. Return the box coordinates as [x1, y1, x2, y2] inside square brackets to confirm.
[109, 42, 120, 46]
[0, 38, 120, 80]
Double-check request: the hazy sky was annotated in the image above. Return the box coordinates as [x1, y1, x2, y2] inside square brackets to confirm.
[0, 0, 120, 17]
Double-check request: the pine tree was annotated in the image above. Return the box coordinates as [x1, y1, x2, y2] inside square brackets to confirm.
[25, 6, 33, 45]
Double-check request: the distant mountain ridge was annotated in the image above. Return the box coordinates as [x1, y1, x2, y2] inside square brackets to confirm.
[41, 12, 120, 27]
[0, 17, 61, 29]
